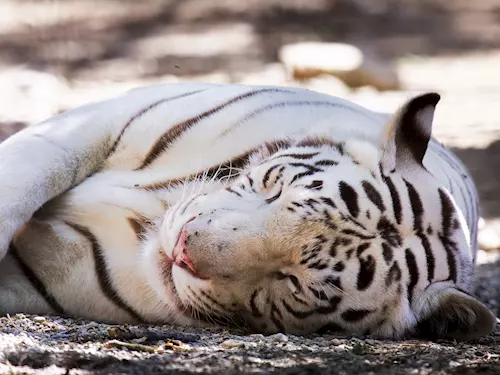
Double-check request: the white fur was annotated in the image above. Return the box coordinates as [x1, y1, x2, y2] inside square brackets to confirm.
[0, 83, 486, 338]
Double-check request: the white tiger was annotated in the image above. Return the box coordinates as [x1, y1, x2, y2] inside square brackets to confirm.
[0, 83, 495, 340]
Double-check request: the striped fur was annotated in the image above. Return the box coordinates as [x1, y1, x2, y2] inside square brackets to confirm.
[0, 83, 495, 340]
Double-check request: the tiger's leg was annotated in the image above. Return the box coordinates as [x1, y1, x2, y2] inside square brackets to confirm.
[0, 83, 215, 262]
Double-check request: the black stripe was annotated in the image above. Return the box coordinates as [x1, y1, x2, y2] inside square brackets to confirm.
[289, 275, 302, 294]
[324, 276, 342, 290]
[262, 164, 282, 188]
[341, 308, 374, 322]
[418, 233, 435, 282]
[108, 89, 208, 157]
[384, 261, 402, 287]
[9, 243, 66, 315]
[270, 302, 285, 332]
[320, 197, 336, 209]
[66, 223, 144, 322]
[308, 260, 328, 270]
[339, 181, 359, 218]
[381, 242, 393, 263]
[356, 243, 370, 257]
[265, 189, 282, 204]
[308, 286, 329, 301]
[405, 248, 419, 303]
[382, 174, 402, 224]
[340, 229, 375, 240]
[304, 180, 323, 190]
[440, 236, 458, 283]
[356, 254, 376, 291]
[222, 100, 377, 138]
[289, 162, 323, 173]
[404, 180, 424, 232]
[274, 152, 319, 160]
[139, 88, 288, 169]
[315, 160, 338, 167]
[249, 289, 263, 317]
[225, 187, 242, 197]
[282, 297, 341, 320]
[362, 180, 385, 212]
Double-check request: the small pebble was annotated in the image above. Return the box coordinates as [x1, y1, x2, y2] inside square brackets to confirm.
[33, 316, 46, 323]
[330, 339, 342, 345]
[269, 333, 289, 342]
[220, 339, 245, 348]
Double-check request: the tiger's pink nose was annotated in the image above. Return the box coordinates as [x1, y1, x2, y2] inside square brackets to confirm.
[172, 225, 208, 279]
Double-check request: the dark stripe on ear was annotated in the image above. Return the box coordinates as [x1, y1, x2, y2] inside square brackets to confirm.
[404, 180, 424, 232]
[356, 255, 376, 291]
[108, 89, 208, 157]
[362, 181, 386, 212]
[440, 236, 458, 283]
[405, 248, 419, 303]
[418, 233, 435, 282]
[9, 243, 65, 315]
[382, 175, 402, 224]
[339, 181, 359, 218]
[138, 88, 288, 170]
[438, 188, 455, 238]
[66, 222, 144, 322]
[341, 308, 374, 322]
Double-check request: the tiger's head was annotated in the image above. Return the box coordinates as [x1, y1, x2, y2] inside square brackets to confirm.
[144, 93, 496, 341]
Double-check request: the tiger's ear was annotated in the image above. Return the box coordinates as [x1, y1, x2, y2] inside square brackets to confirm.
[381, 93, 440, 173]
[415, 287, 497, 341]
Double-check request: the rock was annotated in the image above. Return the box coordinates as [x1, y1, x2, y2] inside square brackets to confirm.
[299, 75, 349, 97]
[269, 333, 288, 342]
[237, 63, 288, 85]
[220, 339, 245, 348]
[0, 68, 70, 124]
[279, 42, 400, 91]
[478, 218, 500, 251]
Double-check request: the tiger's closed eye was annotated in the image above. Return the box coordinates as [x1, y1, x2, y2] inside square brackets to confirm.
[275, 272, 302, 294]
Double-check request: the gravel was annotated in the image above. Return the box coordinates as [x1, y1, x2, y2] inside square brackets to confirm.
[0, 256, 498, 375]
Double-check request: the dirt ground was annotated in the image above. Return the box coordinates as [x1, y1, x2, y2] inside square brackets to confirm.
[0, 1, 500, 374]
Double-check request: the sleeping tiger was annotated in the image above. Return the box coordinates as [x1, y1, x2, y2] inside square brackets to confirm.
[0, 83, 495, 341]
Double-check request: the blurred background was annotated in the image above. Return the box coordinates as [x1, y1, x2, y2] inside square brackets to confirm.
[0, 0, 499, 259]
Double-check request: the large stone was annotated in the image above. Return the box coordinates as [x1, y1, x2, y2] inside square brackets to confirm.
[0, 68, 70, 124]
[478, 218, 500, 251]
[279, 42, 400, 91]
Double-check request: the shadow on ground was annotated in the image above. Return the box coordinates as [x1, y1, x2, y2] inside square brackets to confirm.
[3, 0, 500, 80]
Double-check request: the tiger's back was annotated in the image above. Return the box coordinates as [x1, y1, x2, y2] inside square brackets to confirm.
[0, 83, 493, 340]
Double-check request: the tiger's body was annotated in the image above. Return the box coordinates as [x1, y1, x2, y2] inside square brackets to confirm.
[0, 83, 495, 340]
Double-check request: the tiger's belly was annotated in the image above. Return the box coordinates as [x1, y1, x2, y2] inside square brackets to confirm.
[1, 170, 184, 324]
